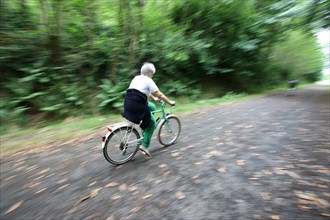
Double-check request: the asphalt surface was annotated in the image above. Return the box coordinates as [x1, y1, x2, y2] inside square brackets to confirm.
[1, 85, 329, 220]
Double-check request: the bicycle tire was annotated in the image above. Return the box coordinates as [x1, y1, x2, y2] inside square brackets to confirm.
[158, 115, 181, 146]
[103, 126, 140, 165]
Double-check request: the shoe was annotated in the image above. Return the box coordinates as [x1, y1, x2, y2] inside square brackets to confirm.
[139, 146, 151, 157]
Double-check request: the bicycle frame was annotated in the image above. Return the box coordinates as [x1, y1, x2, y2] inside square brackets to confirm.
[101, 101, 172, 149]
[102, 100, 180, 164]
[152, 101, 166, 118]
[153, 101, 177, 133]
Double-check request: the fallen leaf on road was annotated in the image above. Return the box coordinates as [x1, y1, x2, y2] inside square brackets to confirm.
[217, 167, 226, 173]
[284, 170, 301, 179]
[34, 188, 47, 194]
[273, 168, 287, 175]
[249, 177, 259, 180]
[320, 213, 330, 217]
[58, 184, 69, 190]
[176, 191, 186, 200]
[106, 215, 115, 220]
[271, 215, 280, 220]
[262, 170, 273, 175]
[60, 171, 69, 176]
[159, 164, 167, 168]
[34, 168, 50, 176]
[90, 188, 101, 197]
[26, 165, 39, 172]
[208, 150, 222, 157]
[235, 199, 244, 203]
[171, 152, 180, 157]
[119, 184, 127, 192]
[184, 145, 194, 149]
[23, 182, 40, 189]
[316, 169, 330, 175]
[295, 191, 329, 208]
[67, 206, 79, 215]
[154, 179, 162, 184]
[34, 175, 46, 180]
[194, 161, 203, 166]
[129, 207, 141, 213]
[142, 194, 152, 200]
[88, 181, 97, 187]
[132, 190, 140, 196]
[57, 179, 68, 184]
[4, 175, 17, 181]
[236, 160, 245, 166]
[111, 194, 122, 200]
[191, 175, 199, 180]
[5, 201, 24, 214]
[105, 182, 119, 188]
[298, 205, 311, 211]
[128, 184, 138, 192]
[80, 197, 90, 203]
[79, 188, 101, 203]
[260, 192, 270, 200]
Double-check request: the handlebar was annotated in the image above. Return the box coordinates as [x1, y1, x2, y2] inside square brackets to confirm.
[158, 100, 175, 107]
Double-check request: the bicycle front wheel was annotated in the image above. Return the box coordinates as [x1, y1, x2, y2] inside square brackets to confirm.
[158, 115, 181, 146]
[103, 126, 140, 165]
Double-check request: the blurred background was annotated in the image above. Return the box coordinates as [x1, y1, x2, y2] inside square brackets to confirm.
[0, 0, 329, 133]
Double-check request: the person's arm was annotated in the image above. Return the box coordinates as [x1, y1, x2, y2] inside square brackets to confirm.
[152, 90, 175, 106]
[150, 94, 159, 102]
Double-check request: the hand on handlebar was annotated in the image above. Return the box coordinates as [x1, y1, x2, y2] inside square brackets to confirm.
[169, 100, 176, 106]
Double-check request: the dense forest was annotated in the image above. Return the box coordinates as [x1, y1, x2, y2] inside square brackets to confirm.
[0, 0, 328, 128]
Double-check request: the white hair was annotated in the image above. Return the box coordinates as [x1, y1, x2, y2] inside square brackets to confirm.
[140, 62, 156, 76]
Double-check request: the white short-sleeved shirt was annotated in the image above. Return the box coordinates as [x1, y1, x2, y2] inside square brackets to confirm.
[128, 75, 159, 97]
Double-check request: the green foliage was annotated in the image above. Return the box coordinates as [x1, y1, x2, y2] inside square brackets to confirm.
[303, 0, 330, 29]
[97, 79, 128, 113]
[196, 92, 248, 105]
[269, 30, 324, 82]
[0, 0, 326, 128]
[160, 79, 201, 99]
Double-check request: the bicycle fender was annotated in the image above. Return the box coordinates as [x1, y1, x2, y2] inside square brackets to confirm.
[101, 132, 111, 149]
[101, 122, 132, 149]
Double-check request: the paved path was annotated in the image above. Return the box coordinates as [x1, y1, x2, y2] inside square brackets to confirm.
[1, 85, 329, 220]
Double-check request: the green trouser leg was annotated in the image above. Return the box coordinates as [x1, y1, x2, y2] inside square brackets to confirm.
[142, 102, 156, 148]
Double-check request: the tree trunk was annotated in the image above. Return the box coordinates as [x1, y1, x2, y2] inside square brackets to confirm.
[85, 0, 94, 50]
[49, 0, 62, 64]
[128, 0, 144, 66]
[39, 0, 50, 34]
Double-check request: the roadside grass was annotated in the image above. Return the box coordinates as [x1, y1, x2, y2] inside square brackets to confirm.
[0, 83, 316, 153]
[173, 92, 259, 114]
[0, 115, 123, 153]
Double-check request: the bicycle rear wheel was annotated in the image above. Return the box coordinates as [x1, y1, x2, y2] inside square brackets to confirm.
[103, 126, 140, 165]
[158, 115, 181, 146]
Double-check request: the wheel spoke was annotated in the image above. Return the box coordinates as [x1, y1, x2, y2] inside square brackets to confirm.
[158, 116, 181, 146]
[103, 126, 140, 165]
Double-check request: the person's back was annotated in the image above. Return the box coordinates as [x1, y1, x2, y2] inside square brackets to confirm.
[122, 62, 175, 157]
[288, 80, 298, 89]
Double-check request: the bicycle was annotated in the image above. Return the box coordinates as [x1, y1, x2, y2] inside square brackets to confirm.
[286, 80, 298, 96]
[101, 101, 181, 165]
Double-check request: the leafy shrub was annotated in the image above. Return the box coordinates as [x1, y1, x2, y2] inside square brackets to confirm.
[97, 79, 128, 113]
[159, 79, 201, 99]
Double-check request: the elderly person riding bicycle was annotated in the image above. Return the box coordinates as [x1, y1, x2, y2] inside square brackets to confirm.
[122, 62, 175, 157]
